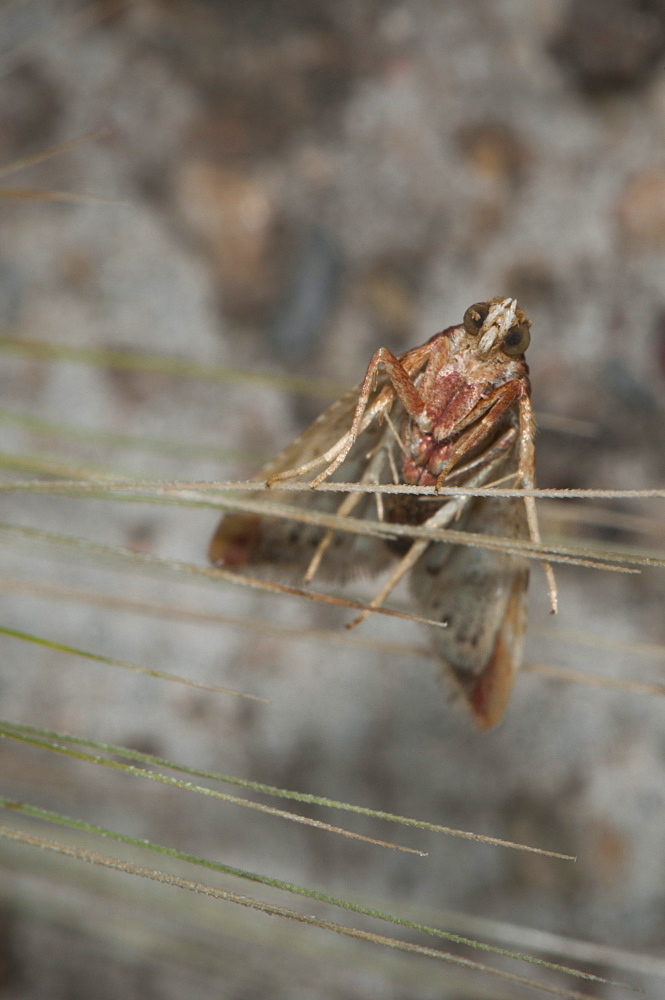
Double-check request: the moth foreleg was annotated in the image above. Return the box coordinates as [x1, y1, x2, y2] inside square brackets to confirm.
[310, 347, 432, 488]
[267, 429, 354, 486]
[433, 381, 523, 489]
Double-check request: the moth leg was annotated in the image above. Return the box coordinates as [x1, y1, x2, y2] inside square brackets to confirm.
[349, 437, 520, 629]
[346, 538, 431, 629]
[267, 430, 354, 486]
[304, 447, 390, 583]
[267, 381, 398, 487]
[436, 387, 557, 613]
[433, 381, 523, 488]
[518, 394, 558, 614]
[437, 425, 518, 486]
[346, 499, 469, 629]
[303, 489, 365, 583]
[310, 345, 440, 488]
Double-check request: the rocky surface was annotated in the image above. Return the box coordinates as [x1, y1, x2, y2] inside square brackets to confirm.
[1, 2, 665, 997]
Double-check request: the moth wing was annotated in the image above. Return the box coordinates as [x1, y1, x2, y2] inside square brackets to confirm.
[210, 382, 419, 583]
[254, 335, 434, 480]
[259, 385, 370, 481]
[412, 495, 529, 730]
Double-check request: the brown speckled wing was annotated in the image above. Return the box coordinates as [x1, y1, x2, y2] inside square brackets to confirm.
[411, 493, 529, 730]
[209, 387, 402, 583]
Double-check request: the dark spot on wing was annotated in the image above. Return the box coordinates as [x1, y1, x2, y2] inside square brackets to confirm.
[425, 544, 448, 575]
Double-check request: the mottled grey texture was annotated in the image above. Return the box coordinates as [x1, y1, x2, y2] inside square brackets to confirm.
[1, 2, 665, 998]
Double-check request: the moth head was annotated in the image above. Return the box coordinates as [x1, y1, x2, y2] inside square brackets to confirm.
[463, 297, 531, 358]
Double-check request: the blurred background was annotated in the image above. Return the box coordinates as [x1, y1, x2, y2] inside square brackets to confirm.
[2, 1, 665, 997]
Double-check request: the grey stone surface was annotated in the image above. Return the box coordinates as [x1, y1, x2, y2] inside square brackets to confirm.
[1, 1, 665, 997]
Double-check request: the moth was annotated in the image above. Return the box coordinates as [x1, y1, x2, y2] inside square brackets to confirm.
[209, 297, 556, 729]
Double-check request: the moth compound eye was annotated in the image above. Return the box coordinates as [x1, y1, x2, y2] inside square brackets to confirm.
[502, 321, 531, 355]
[463, 301, 490, 335]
